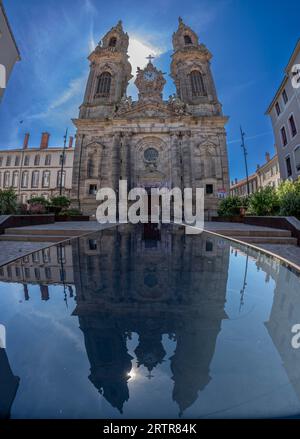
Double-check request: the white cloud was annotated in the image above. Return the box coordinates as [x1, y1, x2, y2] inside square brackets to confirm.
[28, 73, 86, 122]
[128, 37, 164, 76]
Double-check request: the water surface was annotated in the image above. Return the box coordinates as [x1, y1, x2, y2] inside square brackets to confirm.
[0, 224, 300, 419]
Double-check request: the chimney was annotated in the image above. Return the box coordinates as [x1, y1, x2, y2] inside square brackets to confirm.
[257, 164, 260, 170]
[68, 136, 74, 148]
[265, 152, 270, 162]
[235, 178, 238, 184]
[40, 132, 50, 149]
[23, 133, 30, 149]
[231, 180, 234, 186]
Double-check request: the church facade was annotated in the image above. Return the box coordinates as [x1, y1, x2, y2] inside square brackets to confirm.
[71, 19, 230, 219]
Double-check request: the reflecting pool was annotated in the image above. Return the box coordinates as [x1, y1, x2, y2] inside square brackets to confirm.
[0, 224, 300, 419]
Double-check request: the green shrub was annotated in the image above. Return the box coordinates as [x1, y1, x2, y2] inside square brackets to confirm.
[58, 208, 81, 217]
[248, 186, 280, 216]
[0, 188, 18, 214]
[49, 195, 71, 208]
[28, 203, 47, 215]
[217, 196, 248, 217]
[280, 192, 300, 218]
[28, 196, 49, 207]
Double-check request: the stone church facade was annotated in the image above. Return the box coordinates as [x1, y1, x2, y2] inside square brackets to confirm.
[71, 19, 230, 219]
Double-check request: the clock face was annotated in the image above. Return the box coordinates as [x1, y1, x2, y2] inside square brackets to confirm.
[144, 71, 157, 81]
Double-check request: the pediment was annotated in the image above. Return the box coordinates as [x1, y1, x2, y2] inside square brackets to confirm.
[114, 102, 184, 119]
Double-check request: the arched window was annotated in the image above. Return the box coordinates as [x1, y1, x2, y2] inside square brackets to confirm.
[109, 37, 117, 47]
[96, 72, 112, 97]
[184, 35, 192, 45]
[87, 157, 95, 178]
[190, 70, 206, 97]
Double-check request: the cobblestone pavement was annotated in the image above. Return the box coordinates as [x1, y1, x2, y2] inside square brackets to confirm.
[0, 241, 53, 266]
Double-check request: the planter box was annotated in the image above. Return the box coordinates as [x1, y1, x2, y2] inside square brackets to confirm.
[0, 214, 55, 233]
[55, 215, 90, 222]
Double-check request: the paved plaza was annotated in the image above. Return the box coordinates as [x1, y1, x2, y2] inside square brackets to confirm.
[0, 221, 300, 269]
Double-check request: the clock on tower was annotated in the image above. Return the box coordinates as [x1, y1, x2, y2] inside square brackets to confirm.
[134, 55, 166, 103]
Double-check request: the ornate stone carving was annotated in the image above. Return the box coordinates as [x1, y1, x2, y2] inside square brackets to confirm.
[134, 60, 166, 104]
[167, 94, 187, 115]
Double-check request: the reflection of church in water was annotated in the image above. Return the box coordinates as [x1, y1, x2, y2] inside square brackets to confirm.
[72, 225, 230, 414]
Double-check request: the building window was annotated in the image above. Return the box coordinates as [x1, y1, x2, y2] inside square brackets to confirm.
[184, 34, 192, 45]
[45, 267, 52, 280]
[89, 239, 97, 250]
[109, 37, 117, 47]
[34, 268, 40, 280]
[282, 89, 288, 104]
[57, 246, 66, 263]
[96, 72, 112, 97]
[275, 102, 281, 116]
[87, 158, 95, 178]
[59, 153, 66, 165]
[294, 146, 300, 172]
[190, 70, 206, 97]
[0, 157, 2, 166]
[3, 171, 10, 187]
[24, 155, 30, 166]
[32, 252, 40, 263]
[12, 171, 19, 188]
[206, 240, 213, 252]
[42, 248, 51, 263]
[57, 170, 66, 188]
[144, 147, 159, 163]
[289, 115, 297, 137]
[206, 184, 213, 194]
[89, 184, 97, 195]
[45, 154, 51, 165]
[286, 156, 292, 177]
[34, 154, 40, 165]
[6, 156, 11, 166]
[21, 194, 28, 204]
[21, 171, 29, 188]
[31, 171, 39, 188]
[42, 170, 50, 188]
[281, 126, 288, 146]
[15, 156, 20, 166]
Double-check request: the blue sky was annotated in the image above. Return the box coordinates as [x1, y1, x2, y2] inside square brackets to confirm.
[0, 0, 299, 180]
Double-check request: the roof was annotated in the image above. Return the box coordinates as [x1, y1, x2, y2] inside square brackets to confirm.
[0, 0, 21, 60]
[230, 173, 257, 189]
[256, 154, 278, 173]
[0, 147, 74, 153]
[266, 39, 300, 114]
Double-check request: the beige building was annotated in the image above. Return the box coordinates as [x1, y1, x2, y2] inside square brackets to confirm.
[266, 39, 300, 181]
[230, 152, 280, 196]
[0, 0, 20, 100]
[71, 19, 230, 219]
[0, 132, 74, 203]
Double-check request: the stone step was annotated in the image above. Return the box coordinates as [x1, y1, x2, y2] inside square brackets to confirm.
[231, 236, 298, 245]
[5, 228, 86, 236]
[215, 229, 292, 237]
[0, 234, 72, 243]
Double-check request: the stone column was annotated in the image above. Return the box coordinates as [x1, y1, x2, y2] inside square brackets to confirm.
[170, 132, 181, 189]
[181, 131, 192, 189]
[121, 132, 132, 189]
[111, 132, 121, 191]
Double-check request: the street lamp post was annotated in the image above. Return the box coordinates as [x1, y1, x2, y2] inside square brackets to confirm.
[59, 128, 68, 196]
[240, 126, 250, 196]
